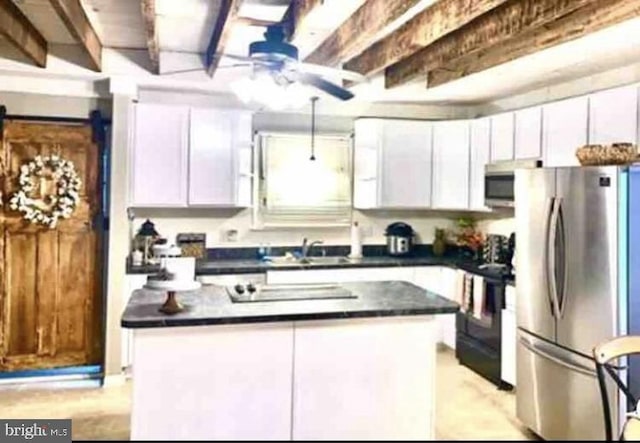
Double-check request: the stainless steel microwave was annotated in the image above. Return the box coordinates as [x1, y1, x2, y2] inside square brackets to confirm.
[484, 159, 542, 208]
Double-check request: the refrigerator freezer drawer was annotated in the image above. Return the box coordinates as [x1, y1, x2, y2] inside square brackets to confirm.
[516, 330, 616, 440]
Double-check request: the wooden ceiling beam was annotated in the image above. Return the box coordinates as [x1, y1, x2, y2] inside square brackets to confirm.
[205, 0, 242, 77]
[282, 0, 323, 42]
[49, 0, 102, 71]
[304, 0, 422, 67]
[141, 0, 159, 75]
[385, 0, 595, 89]
[343, 0, 510, 78]
[0, 0, 47, 67]
[426, 0, 640, 88]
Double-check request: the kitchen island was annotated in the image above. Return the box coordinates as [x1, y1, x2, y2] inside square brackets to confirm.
[121, 281, 459, 440]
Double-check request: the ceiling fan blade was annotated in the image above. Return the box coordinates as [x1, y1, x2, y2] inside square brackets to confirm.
[217, 63, 253, 69]
[219, 53, 255, 63]
[296, 62, 366, 83]
[298, 73, 354, 101]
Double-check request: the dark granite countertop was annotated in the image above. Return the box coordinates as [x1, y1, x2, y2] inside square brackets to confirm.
[127, 255, 515, 285]
[121, 281, 460, 329]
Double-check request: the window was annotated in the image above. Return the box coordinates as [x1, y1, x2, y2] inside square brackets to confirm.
[254, 132, 353, 228]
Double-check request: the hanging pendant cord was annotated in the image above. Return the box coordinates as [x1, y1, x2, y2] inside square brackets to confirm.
[310, 96, 318, 161]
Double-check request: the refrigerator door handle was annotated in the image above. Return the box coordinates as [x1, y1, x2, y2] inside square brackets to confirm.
[519, 336, 596, 377]
[557, 198, 568, 318]
[546, 197, 561, 318]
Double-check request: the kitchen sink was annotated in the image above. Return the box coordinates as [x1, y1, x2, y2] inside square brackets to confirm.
[266, 256, 353, 267]
[227, 283, 358, 303]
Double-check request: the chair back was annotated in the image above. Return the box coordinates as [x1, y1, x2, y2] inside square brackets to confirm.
[594, 336, 640, 440]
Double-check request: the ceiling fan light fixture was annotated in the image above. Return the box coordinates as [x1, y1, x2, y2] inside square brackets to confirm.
[231, 71, 312, 110]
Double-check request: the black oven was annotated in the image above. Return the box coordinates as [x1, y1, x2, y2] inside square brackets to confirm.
[455, 276, 511, 389]
[484, 159, 541, 208]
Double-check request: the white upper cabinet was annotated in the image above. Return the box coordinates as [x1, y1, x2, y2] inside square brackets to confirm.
[490, 112, 515, 162]
[130, 103, 189, 207]
[353, 119, 432, 209]
[589, 85, 639, 145]
[189, 108, 234, 206]
[469, 117, 491, 211]
[514, 106, 542, 160]
[353, 119, 382, 209]
[130, 104, 253, 208]
[189, 108, 253, 207]
[380, 120, 433, 208]
[543, 96, 588, 167]
[432, 120, 470, 210]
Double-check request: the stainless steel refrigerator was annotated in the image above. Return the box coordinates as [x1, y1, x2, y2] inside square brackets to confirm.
[514, 166, 637, 441]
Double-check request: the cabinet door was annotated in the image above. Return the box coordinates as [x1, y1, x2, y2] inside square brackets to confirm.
[267, 268, 414, 285]
[189, 108, 235, 206]
[432, 120, 470, 209]
[469, 118, 491, 211]
[235, 112, 253, 207]
[514, 106, 542, 159]
[543, 96, 588, 167]
[412, 267, 448, 345]
[490, 112, 515, 161]
[353, 119, 381, 209]
[131, 103, 189, 207]
[589, 85, 639, 145]
[293, 317, 436, 440]
[501, 308, 516, 386]
[122, 275, 147, 370]
[438, 268, 459, 350]
[380, 120, 432, 208]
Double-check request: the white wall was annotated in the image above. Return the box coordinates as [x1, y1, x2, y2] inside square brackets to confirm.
[131, 208, 462, 249]
[473, 60, 640, 116]
[477, 213, 516, 237]
[0, 90, 111, 118]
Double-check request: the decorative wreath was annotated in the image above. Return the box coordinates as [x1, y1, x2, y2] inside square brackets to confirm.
[8, 155, 82, 229]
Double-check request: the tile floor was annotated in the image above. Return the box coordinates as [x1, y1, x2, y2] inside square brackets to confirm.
[0, 349, 534, 440]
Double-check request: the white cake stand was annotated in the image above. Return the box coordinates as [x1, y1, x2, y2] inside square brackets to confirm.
[144, 280, 201, 315]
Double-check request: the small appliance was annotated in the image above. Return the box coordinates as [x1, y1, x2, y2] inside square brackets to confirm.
[484, 159, 542, 208]
[384, 222, 414, 256]
[482, 234, 509, 264]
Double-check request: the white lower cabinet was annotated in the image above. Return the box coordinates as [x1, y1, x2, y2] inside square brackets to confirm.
[292, 317, 437, 440]
[436, 268, 458, 350]
[122, 274, 148, 371]
[269, 266, 459, 351]
[266, 267, 414, 285]
[501, 285, 517, 387]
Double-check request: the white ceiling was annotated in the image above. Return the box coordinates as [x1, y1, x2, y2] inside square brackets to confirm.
[349, 17, 640, 105]
[3, 1, 640, 108]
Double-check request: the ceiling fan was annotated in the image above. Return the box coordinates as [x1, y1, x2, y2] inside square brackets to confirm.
[215, 24, 367, 101]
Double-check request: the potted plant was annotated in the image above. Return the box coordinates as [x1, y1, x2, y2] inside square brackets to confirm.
[453, 217, 484, 261]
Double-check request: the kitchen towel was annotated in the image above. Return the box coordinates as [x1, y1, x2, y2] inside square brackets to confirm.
[454, 270, 466, 312]
[472, 275, 486, 320]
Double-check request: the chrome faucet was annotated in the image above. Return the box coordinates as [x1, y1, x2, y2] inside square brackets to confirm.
[301, 238, 324, 259]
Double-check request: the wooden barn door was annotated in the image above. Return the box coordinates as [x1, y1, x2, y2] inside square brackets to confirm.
[0, 121, 103, 372]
